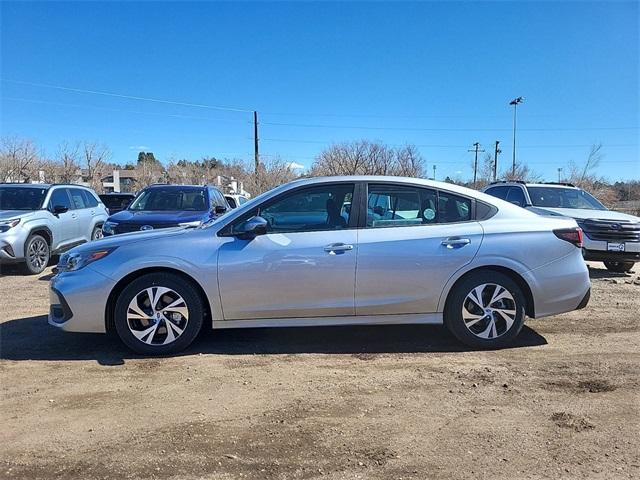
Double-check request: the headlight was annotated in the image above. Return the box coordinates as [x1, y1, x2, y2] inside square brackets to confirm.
[102, 221, 118, 234]
[179, 220, 202, 228]
[57, 247, 117, 272]
[0, 218, 20, 233]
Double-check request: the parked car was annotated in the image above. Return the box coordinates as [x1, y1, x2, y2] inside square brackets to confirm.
[483, 181, 640, 273]
[0, 183, 108, 274]
[224, 194, 249, 209]
[102, 184, 229, 236]
[49, 176, 590, 355]
[99, 193, 136, 214]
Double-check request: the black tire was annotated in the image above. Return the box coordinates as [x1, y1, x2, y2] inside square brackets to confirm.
[444, 270, 527, 349]
[114, 272, 204, 355]
[23, 234, 50, 275]
[91, 225, 104, 241]
[603, 261, 634, 273]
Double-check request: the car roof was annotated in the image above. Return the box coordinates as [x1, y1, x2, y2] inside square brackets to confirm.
[0, 183, 52, 188]
[144, 184, 207, 190]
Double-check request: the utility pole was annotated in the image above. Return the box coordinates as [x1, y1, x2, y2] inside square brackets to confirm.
[493, 141, 501, 181]
[557, 167, 563, 183]
[468, 142, 485, 186]
[432, 165, 436, 181]
[253, 111, 259, 175]
[509, 97, 524, 176]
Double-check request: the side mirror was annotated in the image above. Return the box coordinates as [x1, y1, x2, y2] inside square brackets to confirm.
[52, 205, 69, 215]
[235, 216, 268, 240]
[214, 205, 227, 215]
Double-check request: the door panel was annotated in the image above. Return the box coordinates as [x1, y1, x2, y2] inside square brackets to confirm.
[218, 230, 357, 320]
[356, 223, 482, 315]
[68, 188, 92, 241]
[47, 188, 76, 249]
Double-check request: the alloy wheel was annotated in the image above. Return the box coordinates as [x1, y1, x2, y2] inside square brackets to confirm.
[462, 283, 517, 339]
[93, 228, 104, 240]
[126, 287, 189, 346]
[27, 238, 49, 271]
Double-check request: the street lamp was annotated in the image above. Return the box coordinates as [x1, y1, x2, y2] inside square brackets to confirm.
[509, 96, 524, 176]
[557, 167, 563, 183]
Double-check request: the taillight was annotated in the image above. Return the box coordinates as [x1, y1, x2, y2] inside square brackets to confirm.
[554, 227, 583, 248]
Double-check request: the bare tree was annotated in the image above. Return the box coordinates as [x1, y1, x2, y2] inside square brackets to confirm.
[0, 136, 40, 182]
[501, 163, 542, 182]
[246, 157, 300, 195]
[311, 140, 425, 177]
[83, 142, 111, 192]
[55, 141, 81, 183]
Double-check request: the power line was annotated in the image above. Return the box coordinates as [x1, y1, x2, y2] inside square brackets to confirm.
[2, 79, 254, 113]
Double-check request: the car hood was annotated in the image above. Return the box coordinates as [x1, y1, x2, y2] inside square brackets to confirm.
[530, 207, 640, 223]
[108, 209, 208, 224]
[71, 227, 191, 253]
[0, 210, 36, 221]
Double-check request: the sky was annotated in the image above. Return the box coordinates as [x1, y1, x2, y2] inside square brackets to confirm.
[1, 1, 638, 182]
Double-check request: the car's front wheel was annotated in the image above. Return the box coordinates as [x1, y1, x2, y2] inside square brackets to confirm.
[91, 225, 104, 241]
[603, 260, 634, 273]
[445, 271, 526, 349]
[23, 234, 50, 275]
[114, 273, 204, 355]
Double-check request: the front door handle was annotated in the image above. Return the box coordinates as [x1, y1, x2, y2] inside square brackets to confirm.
[441, 237, 471, 249]
[324, 243, 354, 254]
[71, 213, 78, 219]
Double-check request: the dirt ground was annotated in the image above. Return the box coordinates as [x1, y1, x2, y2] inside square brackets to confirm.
[0, 262, 639, 480]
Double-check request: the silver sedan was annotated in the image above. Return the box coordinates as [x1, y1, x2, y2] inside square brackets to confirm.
[49, 176, 591, 355]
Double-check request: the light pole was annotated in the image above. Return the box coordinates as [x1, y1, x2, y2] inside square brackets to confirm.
[509, 96, 524, 177]
[557, 167, 563, 183]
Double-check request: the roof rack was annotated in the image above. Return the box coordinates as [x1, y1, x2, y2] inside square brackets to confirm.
[488, 180, 527, 185]
[541, 182, 576, 187]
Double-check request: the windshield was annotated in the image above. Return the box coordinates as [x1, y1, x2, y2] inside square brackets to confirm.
[528, 186, 606, 210]
[128, 188, 208, 211]
[0, 187, 48, 211]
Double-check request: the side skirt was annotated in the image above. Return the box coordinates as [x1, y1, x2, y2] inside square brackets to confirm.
[212, 313, 443, 330]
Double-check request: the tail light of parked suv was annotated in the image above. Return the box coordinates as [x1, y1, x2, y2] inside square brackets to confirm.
[554, 227, 583, 248]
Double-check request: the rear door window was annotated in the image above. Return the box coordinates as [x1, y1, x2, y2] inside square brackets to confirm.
[69, 188, 88, 209]
[438, 192, 472, 223]
[366, 184, 437, 228]
[485, 186, 509, 200]
[80, 190, 99, 207]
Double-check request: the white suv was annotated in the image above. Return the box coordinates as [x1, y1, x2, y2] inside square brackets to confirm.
[483, 181, 640, 273]
[0, 184, 109, 274]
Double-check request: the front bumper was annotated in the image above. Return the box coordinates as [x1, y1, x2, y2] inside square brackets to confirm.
[582, 248, 640, 263]
[0, 229, 28, 263]
[48, 266, 116, 333]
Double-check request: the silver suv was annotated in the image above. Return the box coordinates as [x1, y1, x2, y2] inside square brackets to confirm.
[483, 181, 640, 273]
[0, 184, 109, 274]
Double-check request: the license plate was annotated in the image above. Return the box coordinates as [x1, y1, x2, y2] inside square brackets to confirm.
[607, 242, 625, 252]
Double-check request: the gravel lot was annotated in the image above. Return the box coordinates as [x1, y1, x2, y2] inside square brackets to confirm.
[1, 262, 639, 480]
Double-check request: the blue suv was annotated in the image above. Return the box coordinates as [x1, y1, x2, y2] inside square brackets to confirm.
[102, 184, 229, 236]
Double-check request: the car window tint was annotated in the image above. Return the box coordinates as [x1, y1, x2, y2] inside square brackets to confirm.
[69, 189, 88, 209]
[367, 184, 437, 228]
[255, 184, 354, 233]
[225, 196, 237, 208]
[238, 196, 248, 205]
[438, 192, 472, 223]
[485, 186, 508, 200]
[81, 190, 99, 207]
[506, 187, 526, 207]
[48, 188, 72, 210]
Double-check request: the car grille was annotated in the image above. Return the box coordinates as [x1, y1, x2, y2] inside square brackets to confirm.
[115, 223, 179, 234]
[580, 218, 640, 242]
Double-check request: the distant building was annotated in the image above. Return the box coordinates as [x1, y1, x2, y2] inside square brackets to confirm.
[102, 170, 138, 193]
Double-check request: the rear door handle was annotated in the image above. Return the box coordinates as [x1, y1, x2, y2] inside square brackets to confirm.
[324, 243, 354, 254]
[71, 213, 78, 219]
[441, 237, 471, 249]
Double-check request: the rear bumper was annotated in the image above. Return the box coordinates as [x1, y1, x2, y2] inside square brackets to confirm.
[524, 249, 591, 319]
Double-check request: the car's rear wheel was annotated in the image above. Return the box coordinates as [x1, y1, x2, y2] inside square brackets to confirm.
[445, 271, 526, 349]
[114, 273, 204, 355]
[603, 261, 634, 273]
[23, 234, 50, 275]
